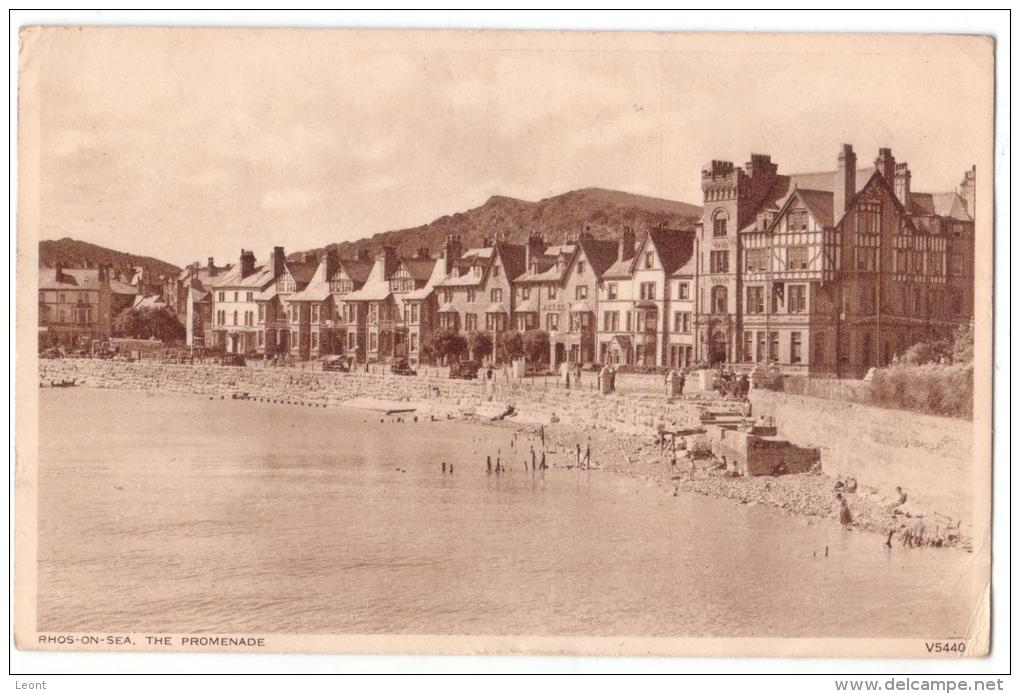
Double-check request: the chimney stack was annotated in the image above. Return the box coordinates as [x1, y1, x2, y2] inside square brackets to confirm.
[444, 234, 463, 274]
[325, 249, 339, 280]
[54, 262, 65, 284]
[835, 144, 857, 214]
[273, 246, 286, 277]
[207, 257, 217, 276]
[240, 249, 256, 279]
[894, 162, 912, 205]
[875, 147, 896, 185]
[619, 225, 636, 262]
[959, 166, 976, 219]
[526, 231, 546, 272]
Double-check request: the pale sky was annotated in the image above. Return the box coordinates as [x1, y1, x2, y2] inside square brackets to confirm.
[23, 28, 993, 267]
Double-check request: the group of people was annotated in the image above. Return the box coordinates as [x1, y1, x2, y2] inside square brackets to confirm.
[835, 483, 938, 550]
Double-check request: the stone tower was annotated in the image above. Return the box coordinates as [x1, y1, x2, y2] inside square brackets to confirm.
[696, 154, 778, 364]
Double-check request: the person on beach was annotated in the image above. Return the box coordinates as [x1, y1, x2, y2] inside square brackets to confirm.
[892, 486, 908, 514]
[836, 493, 853, 530]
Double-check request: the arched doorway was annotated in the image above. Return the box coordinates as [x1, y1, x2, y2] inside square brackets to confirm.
[709, 329, 728, 366]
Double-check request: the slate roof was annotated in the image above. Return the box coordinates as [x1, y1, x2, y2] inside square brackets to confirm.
[39, 268, 136, 295]
[577, 238, 621, 278]
[332, 259, 373, 284]
[642, 228, 696, 276]
[602, 257, 634, 280]
[344, 283, 392, 302]
[285, 261, 318, 286]
[212, 264, 276, 290]
[402, 258, 438, 281]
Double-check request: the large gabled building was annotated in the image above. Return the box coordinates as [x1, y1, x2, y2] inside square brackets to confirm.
[594, 225, 697, 368]
[696, 145, 975, 376]
[38, 264, 136, 349]
[514, 229, 621, 365]
[210, 247, 284, 355]
[435, 235, 527, 361]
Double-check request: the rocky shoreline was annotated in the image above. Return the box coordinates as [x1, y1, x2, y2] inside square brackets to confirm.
[38, 358, 969, 549]
[470, 418, 970, 551]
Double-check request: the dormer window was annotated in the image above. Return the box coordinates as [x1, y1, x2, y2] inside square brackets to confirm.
[491, 265, 500, 278]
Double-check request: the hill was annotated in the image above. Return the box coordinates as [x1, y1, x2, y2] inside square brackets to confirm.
[294, 187, 702, 260]
[39, 238, 181, 280]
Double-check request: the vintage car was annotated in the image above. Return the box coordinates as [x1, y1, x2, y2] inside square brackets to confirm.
[322, 355, 352, 372]
[390, 359, 417, 376]
[448, 360, 480, 380]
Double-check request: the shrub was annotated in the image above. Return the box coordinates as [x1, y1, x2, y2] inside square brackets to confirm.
[465, 331, 493, 360]
[497, 331, 524, 362]
[522, 329, 550, 364]
[867, 363, 972, 418]
[428, 329, 467, 364]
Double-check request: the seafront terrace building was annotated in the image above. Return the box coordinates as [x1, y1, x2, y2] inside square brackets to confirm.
[311, 245, 442, 363]
[435, 235, 526, 362]
[38, 264, 137, 349]
[696, 145, 975, 376]
[514, 229, 621, 365]
[212, 246, 314, 355]
[595, 226, 697, 368]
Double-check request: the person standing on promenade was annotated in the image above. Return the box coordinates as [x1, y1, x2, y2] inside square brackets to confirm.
[836, 493, 853, 530]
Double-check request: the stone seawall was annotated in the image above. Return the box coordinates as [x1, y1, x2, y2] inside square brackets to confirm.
[38, 359, 704, 436]
[749, 389, 976, 523]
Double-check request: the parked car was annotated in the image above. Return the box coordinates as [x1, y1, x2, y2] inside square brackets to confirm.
[322, 355, 351, 372]
[449, 360, 480, 380]
[390, 359, 417, 376]
[219, 354, 246, 367]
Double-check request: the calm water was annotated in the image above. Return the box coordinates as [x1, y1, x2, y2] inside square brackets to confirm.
[37, 388, 979, 638]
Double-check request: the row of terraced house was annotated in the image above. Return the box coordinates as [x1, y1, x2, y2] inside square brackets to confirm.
[194, 144, 975, 376]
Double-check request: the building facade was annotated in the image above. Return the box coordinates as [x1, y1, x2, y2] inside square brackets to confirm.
[696, 145, 975, 376]
[38, 264, 136, 349]
[595, 226, 697, 368]
[210, 248, 283, 354]
[435, 235, 526, 362]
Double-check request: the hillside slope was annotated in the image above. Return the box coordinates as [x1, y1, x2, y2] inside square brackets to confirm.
[39, 238, 181, 280]
[296, 187, 702, 260]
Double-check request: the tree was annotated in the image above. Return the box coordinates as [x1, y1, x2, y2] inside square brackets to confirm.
[466, 331, 493, 361]
[429, 329, 467, 364]
[498, 330, 524, 362]
[522, 329, 550, 364]
[113, 307, 147, 338]
[112, 306, 186, 343]
[147, 307, 187, 342]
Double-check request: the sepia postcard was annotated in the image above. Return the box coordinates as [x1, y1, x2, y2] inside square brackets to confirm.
[14, 26, 995, 659]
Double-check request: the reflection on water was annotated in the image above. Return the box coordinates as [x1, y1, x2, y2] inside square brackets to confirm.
[37, 389, 979, 638]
